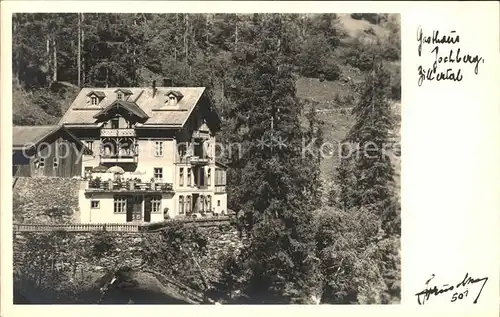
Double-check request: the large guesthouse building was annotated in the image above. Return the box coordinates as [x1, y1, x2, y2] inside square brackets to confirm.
[37, 82, 227, 223]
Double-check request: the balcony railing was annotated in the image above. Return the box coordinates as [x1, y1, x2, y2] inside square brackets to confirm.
[100, 154, 138, 164]
[192, 130, 210, 140]
[189, 156, 210, 166]
[215, 185, 226, 193]
[86, 178, 173, 193]
[101, 128, 136, 137]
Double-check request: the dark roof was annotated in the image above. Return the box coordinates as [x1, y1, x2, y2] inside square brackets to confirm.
[86, 90, 106, 98]
[165, 90, 184, 99]
[93, 100, 149, 119]
[13, 125, 92, 154]
[114, 88, 133, 95]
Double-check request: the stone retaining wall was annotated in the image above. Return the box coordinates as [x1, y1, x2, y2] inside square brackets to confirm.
[13, 177, 82, 223]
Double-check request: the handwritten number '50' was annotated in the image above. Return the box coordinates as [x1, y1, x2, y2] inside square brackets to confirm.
[451, 290, 468, 302]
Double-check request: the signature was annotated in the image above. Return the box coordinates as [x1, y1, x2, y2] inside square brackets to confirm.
[415, 273, 488, 305]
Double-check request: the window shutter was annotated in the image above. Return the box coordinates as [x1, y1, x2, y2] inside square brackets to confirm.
[126, 196, 133, 222]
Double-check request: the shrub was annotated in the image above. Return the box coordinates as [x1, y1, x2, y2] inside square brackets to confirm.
[322, 61, 342, 81]
[92, 232, 115, 258]
[350, 13, 363, 20]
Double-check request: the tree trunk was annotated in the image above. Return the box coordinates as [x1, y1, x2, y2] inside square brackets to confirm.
[77, 13, 81, 87]
[52, 36, 58, 83]
[105, 67, 109, 88]
[184, 14, 189, 64]
[46, 37, 51, 87]
[174, 14, 178, 61]
[82, 14, 86, 85]
[235, 22, 238, 50]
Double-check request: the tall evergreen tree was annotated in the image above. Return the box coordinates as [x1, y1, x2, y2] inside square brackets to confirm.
[333, 58, 401, 303]
[226, 14, 322, 303]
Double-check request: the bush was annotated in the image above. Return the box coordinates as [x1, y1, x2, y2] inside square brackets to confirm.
[350, 13, 363, 20]
[92, 232, 115, 258]
[322, 61, 342, 81]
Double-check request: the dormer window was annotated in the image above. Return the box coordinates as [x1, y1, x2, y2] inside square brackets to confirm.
[114, 88, 133, 101]
[164, 90, 184, 106]
[86, 90, 105, 106]
[169, 95, 177, 105]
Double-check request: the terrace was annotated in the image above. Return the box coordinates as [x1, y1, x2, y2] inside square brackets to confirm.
[85, 176, 173, 194]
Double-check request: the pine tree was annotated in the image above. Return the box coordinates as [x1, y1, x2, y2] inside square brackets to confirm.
[226, 14, 322, 303]
[333, 59, 401, 303]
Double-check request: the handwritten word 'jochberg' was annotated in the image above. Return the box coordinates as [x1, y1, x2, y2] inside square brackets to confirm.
[417, 26, 485, 86]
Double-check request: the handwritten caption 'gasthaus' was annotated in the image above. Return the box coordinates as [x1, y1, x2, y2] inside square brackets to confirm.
[417, 26, 485, 86]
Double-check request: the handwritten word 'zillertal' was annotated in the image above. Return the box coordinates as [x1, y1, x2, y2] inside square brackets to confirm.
[416, 26, 485, 86]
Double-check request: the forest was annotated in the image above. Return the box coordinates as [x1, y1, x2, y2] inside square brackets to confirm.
[12, 13, 401, 304]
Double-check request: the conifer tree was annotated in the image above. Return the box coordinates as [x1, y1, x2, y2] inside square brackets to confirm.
[336, 60, 399, 234]
[226, 14, 322, 303]
[333, 59, 401, 303]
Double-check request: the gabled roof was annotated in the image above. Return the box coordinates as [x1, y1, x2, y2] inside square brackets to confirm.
[13, 125, 92, 154]
[93, 100, 149, 120]
[59, 87, 213, 128]
[86, 90, 106, 98]
[114, 88, 133, 95]
[165, 90, 184, 100]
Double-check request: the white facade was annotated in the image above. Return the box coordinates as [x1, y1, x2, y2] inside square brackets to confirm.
[65, 86, 228, 224]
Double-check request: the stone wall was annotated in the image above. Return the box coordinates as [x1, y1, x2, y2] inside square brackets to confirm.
[13, 224, 245, 292]
[13, 177, 82, 223]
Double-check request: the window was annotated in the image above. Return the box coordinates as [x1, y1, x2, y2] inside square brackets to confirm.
[114, 196, 127, 213]
[39, 157, 45, 168]
[111, 118, 119, 129]
[169, 96, 177, 105]
[154, 168, 163, 181]
[87, 141, 94, 152]
[207, 195, 212, 212]
[117, 92, 123, 100]
[217, 200, 221, 207]
[179, 196, 184, 214]
[179, 168, 184, 187]
[53, 157, 59, 168]
[151, 195, 161, 213]
[194, 167, 199, 185]
[207, 168, 211, 186]
[199, 168, 205, 186]
[155, 141, 164, 157]
[187, 195, 191, 213]
[200, 196, 205, 212]
[178, 143, 187, 160]
[187, 168, 192, 186]
[91, 200, 100, 209]
[91, 96, 98, 105]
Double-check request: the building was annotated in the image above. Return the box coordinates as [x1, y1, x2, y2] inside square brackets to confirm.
[13, 125, 92, 177]
[59, 83, 228, 223]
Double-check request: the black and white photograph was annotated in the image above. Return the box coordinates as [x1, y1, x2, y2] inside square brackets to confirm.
[10, 11, 401, 304]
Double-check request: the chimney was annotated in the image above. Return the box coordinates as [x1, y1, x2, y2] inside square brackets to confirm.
[152, 80, 157, 97]
[163, 78, 173, 87]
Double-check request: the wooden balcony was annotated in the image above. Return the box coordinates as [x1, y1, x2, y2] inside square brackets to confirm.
[192, 130, 210, 140]
[101, 128, 136, 137]
[189, 156, 210, 166]
[100, 154, 138, 164]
